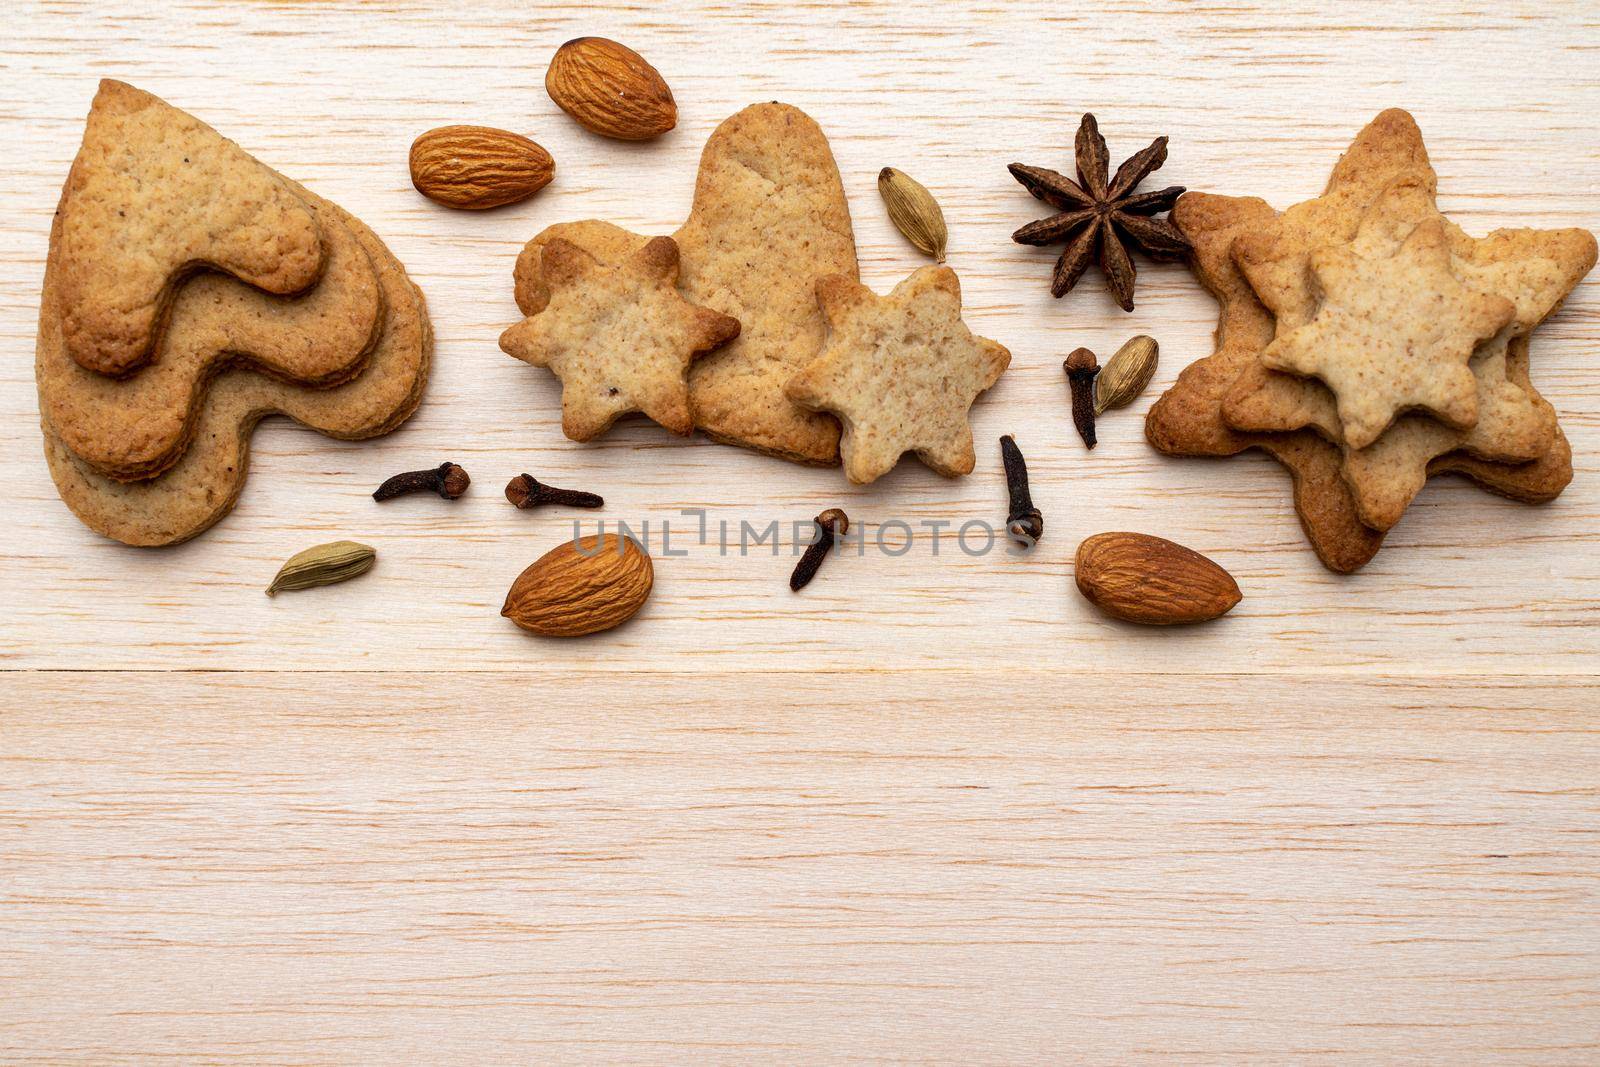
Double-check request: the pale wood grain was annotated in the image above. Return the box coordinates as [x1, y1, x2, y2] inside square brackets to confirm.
[1, 0, 1597, 673]
[3, 0, 1599, 1060]
[2, 671, 1599, 1064]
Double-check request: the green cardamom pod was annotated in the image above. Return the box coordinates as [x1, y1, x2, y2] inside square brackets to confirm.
[1095, 335, 1159, 416]
[266, 540, 376, 597]
[878, 167, 947, 261]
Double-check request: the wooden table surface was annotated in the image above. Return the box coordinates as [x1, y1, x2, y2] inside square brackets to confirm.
[3, 1, 1598, 1061]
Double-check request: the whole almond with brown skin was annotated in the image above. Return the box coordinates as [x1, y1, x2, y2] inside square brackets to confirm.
[545, 37, 677, 141]
[410, 125, 554, 210]
[502, 534, 653, 637]
[1074, 532, 1241, 625]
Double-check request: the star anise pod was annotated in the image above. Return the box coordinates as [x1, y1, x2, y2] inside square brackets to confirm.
[1009, 114, 1190, 311]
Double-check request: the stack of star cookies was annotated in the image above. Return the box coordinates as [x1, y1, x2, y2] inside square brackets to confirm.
[1147, 110, 1595, 572]
[37, 81, 431, 546]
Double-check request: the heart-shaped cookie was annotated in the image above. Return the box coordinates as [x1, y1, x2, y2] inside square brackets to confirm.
[37, 192, 385, 482]
[42, 202, 430, 547]
[54, 80, 329, 377]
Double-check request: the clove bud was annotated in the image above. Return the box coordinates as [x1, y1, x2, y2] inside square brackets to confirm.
[999, 435, 1042, 546]
[790, 508, 848, 592]
[1063, 348, 1099, 449]
[505, 474, 604, 510]
[373, 462, 470, 501]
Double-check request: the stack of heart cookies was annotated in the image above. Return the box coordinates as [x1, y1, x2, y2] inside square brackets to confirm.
[37, 80, 431, 546]
[1147, 109, 1595, 573]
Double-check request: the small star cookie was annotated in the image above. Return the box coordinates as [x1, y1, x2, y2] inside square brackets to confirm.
[499, 236, 740, 442]
[784, 266, 1010, 484]
[1262, 217, 1514, 449]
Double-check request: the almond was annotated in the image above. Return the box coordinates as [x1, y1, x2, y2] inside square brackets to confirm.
[409, 125, 554, 210]
[501, 534, 653, 637]
[1074, 532, 1241, 626]
[545, 37, 677, 141]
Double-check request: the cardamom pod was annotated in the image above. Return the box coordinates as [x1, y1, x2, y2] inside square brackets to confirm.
[878, 167, 947, 261]
[1095, 335, 1159, 416]
[266, 540, 376, 597]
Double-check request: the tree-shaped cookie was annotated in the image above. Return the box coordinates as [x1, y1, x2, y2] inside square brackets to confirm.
[1262, 217, 1514, 449]
[785, 266, 1010, 484]
[499, 237, 740, 441]
[55, 80, 327, 376]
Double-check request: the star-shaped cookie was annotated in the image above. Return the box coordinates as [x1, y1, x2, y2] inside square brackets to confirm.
[1217, 110, 1593, 530]
[1225, 179, 1589, 529]
[499, 236, 740, 442]
[1147, 188, 1586, 572]
[784, 266, 1010, 484]
[1262, 217, 1514, 449]
[1144, 192, 1387, 574]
